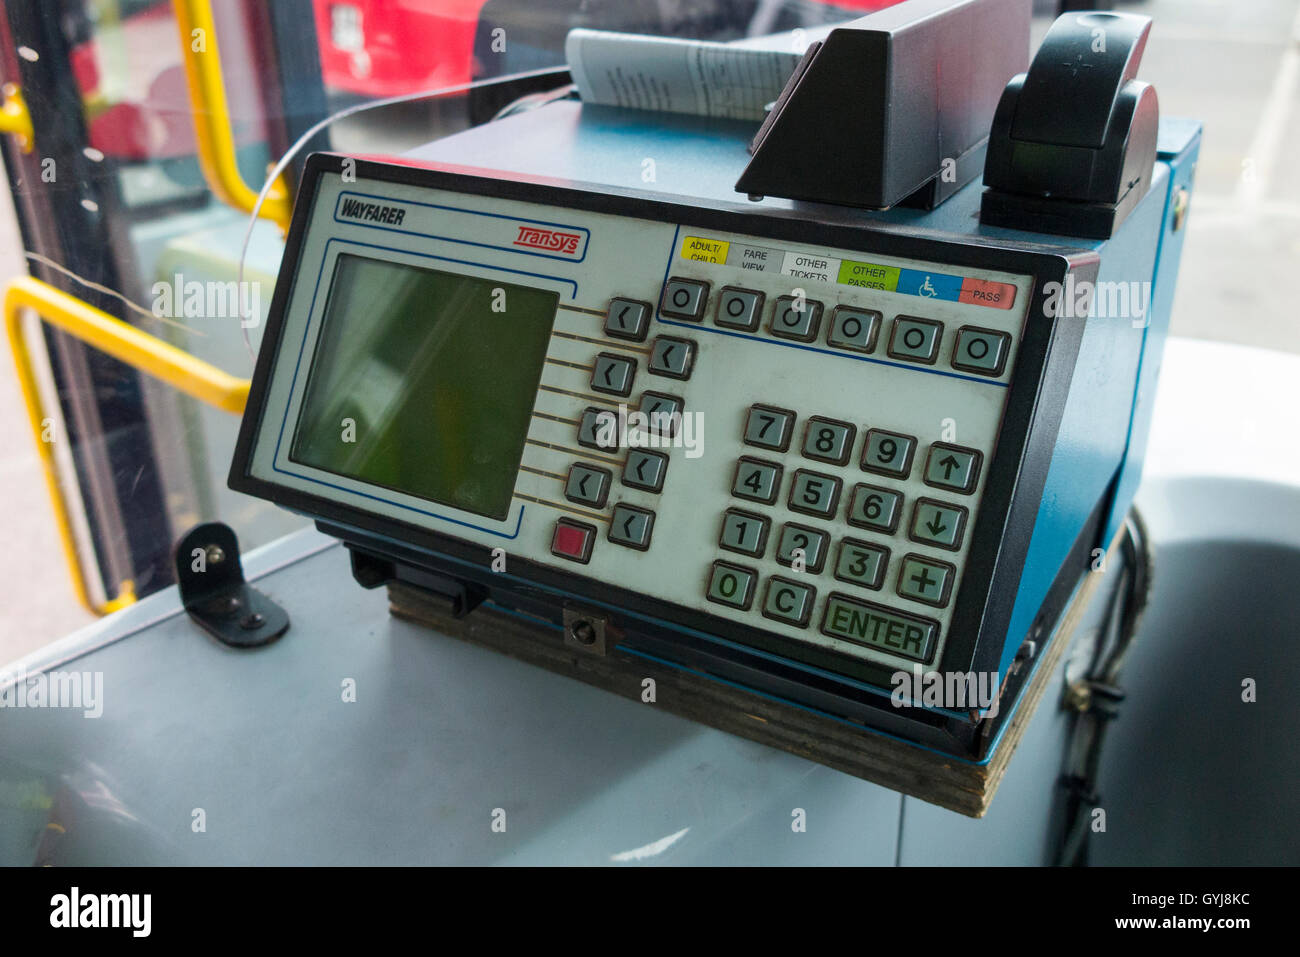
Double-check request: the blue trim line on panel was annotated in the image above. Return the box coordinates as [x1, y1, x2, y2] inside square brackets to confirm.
[656, 224, 1010, 389]
[331, 238, 579, 298]
[658, 318, 1011, 387]
[267, 235, 580, 540]
[334, 515, 951, 711]
[334, 189, 591, 263]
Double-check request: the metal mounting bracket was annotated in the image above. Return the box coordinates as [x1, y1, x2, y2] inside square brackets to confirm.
[175, 522, 289, 648]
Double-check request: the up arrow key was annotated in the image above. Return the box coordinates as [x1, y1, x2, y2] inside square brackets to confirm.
[928, 446, 980, 493]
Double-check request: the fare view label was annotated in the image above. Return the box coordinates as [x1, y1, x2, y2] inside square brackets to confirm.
[679, 235, 1016, 309]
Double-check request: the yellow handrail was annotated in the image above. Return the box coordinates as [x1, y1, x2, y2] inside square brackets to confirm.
[172, 0, 293, 231]
[4, 276, 251, 615]
[0, 82, 34, 153]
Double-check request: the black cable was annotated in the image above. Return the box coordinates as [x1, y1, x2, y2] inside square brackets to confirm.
[1055, 508, 1153, 867]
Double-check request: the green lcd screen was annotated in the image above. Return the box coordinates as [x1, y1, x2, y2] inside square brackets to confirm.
[290, 254, 559, 520]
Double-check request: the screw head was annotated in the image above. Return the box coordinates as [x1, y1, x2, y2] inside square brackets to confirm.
[205, 544, 225, 564]
[570, 620, 596, 645]
[1065, 680, 1092, 713]
[1172, 187, 1190, 231]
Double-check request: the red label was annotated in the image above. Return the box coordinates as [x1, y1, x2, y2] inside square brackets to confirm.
[959, 278, 1017, 309]
[514, 226, 583, 256]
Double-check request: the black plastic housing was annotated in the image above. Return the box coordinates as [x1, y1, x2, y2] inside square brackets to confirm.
[734, 0, 1031, 210]
[981, 11, 1159, 238]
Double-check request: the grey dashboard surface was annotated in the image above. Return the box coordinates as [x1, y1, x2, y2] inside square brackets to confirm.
[0, 530, 911, 865]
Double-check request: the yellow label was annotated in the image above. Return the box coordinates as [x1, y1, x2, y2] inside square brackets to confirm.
[680, 235, 730, 264]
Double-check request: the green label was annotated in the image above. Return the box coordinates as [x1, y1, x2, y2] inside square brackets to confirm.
[837, 260, 899, 290]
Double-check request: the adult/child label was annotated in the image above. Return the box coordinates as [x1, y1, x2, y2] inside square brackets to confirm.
[680, 235, 730, 263]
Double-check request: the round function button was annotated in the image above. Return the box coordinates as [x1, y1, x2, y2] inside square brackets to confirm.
[715, 287, 764, 331]
[952, 326, 1011, 376]
[771, 295, 823, 342]
[827, 306, 882, 353]
[660, 278, 710, 321]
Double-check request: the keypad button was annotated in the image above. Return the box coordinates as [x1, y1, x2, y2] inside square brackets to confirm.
[623, 449, 668, 492]
[744, 404, 796, 452]
[719, 508, 770, 557]
[788, 469, 842, 519]
[551, 519, 596, 563]
[660, 278, 709, 321]
[771, 295, 823, 341]
[775, 523, 829, 574]
[952, 326, 1011, 376]
[591, 352, 636, 397]
[733, 457, 782, 504]
[577, 407, 619, 450]
[564, 463, 611, 508]
[924, 443, 982, 494]
[861, 429, 917, 478]
[640, 392, 683, 437]
[833, 538, 890, 590]
[827, 306, 882, 353]
[609, 504, 655, 550]
[762, 576, 816, 627]
[847, 483, 903, 533]
[821, 593, 938, 662]
[801, 416, 857, 466]
[887, 316, 943, 364]
[715, 287, 765, 331]
[648, 337, 695, 379]
[897, 554, 955, 607]
[605, 297, 651, 341]
[909, 498, 968, 551]
[707, 560, 757, 610]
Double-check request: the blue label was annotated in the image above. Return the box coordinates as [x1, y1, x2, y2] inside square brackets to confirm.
[896, 269, 963, 302]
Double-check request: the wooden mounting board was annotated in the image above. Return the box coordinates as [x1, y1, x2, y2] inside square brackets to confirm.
[387, 537, 1117, 817]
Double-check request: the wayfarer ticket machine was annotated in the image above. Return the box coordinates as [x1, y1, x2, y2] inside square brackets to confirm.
[227, 4, 1200, 812]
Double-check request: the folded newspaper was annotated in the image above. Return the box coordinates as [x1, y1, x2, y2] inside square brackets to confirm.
[564, 25, 839, 122]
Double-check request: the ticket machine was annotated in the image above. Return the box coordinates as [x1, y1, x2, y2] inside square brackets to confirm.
[226, 4, 1199, 805]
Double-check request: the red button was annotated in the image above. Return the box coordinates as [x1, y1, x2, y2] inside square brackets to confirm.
[958, 278, 1016, 310]
[551, 519, 596, 563]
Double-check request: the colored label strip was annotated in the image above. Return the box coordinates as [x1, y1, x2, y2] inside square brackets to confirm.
[680, 235, 1016, 310]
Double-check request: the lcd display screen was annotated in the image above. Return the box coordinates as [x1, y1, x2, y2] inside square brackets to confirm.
[290, 254, 559, 520]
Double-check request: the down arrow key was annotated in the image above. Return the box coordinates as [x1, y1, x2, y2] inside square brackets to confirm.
[911, 499, 967, 551]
